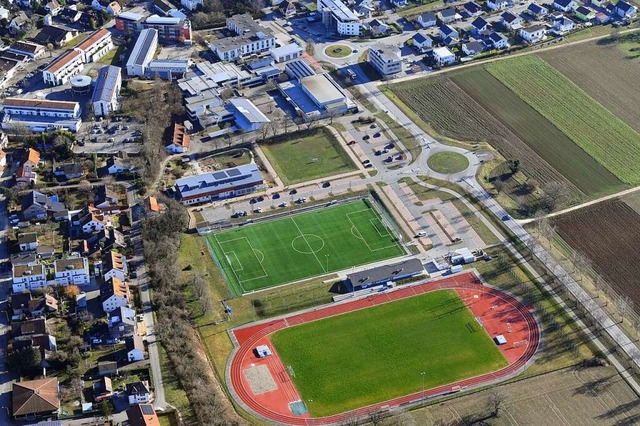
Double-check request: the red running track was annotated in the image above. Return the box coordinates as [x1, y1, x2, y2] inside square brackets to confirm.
[229, 272, 540, 425]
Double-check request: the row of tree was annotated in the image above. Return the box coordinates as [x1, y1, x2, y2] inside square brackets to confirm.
[142, 198, 238, 425]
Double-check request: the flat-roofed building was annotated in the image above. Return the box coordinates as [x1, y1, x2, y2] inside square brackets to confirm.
[270, 43, 303, 63]
[144, 15, 192, 44]
[92, 65, 122, 117]
[227, 97, 270, 132]
[175, 164, 264, 205]
[1, 98, 82, 132]
[54, 256, 90, 286]
[285, 58, 315, 79]
[126, 29, 158, 77]
[368, 43, 401, 76]
[210, 14, 275, 61]
[317, 0, 361, 36]
[278, 72, 354, 121]
[12, 263, 46, 292]
[42, 49, 84, 85]
[147, 59, 190, 79]
[115, 11, 144, 35]
[75, 28, 114, 63]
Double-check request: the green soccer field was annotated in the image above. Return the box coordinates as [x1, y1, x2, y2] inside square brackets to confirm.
[270, 289, 508, 417]
[205, 199, 405, 295]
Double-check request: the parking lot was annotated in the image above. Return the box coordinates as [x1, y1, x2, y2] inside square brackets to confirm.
[75, 117, 144, 154]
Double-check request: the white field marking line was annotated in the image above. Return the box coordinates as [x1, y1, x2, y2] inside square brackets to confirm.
[225, 251, 243, 272]
[369, 217, 392, 238]
[290, 234, 325, 255]
[290, 217, 327, 273]
[217, 236, 268, 284]
[214, 234, 247, 294]
[346, 211, 400, 253]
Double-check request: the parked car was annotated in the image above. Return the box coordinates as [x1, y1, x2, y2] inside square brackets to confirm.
[278, 202, 288, 208]
[363, 135, 370, 140]
[272, 193, 280, 199]
[289, 189, 298, 195]
[322, 181, 331, 188]
[347, 140, 356, 145]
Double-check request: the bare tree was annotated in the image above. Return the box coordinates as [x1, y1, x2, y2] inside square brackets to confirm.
[305, 38, 315, 56]
[572, 251, 591, 281]
[488, 387, 507, 418]
[593, 274, 606, 299]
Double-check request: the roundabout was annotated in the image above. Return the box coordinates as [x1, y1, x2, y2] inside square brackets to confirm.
[427, 151, 470, 175]
[324, 44, 353, 58]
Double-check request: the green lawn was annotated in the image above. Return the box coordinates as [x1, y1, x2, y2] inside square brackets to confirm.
[487, 56, 640, 185]
[325, 44, 353, 58]
[260, 129, 356, 184]
[427, 151, 469, 174]
[98, 45, 125, 66]
[205, 199, 405, 295]
[271, 289, 508, 416]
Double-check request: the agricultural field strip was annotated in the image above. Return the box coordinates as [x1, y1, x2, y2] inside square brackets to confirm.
[487, 56, 640, 185]
[450, 68, 623, 196]
[539, 42, 640, 133]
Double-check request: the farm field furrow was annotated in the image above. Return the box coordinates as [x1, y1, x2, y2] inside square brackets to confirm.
[450, 68, 624, 197]
[553, 200, 640, 311]
[487, 56, 640, 185]
[539, 42, 640, 134]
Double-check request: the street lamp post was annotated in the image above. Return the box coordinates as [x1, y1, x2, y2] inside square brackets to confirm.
[421, 371, 426, 406]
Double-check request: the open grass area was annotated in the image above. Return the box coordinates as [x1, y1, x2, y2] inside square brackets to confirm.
[427, 151, 469, 174]
[325, 44, 352, 58]
[487, 56, 640, 185]
[259, 128, 356, 185]
[98, 45, 125, 66]
[271, 289, 508, 416]
[205, 199, 405, 295]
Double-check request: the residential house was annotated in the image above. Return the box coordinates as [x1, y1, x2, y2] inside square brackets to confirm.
[17, 233, 38, 252]
[102, 250, 128, 282]
[616, 0, 637, 18]
[166, 122, 190, 153]
[45, 0, 62, 15]
[367, 43, 402, 76]
[11, 294, 58, 319]
[59, 7, 83, 23]
[367, 19, 390, 36]
[0, 7, 9, 21]
[438, 8, 461, 23]
[9, 42, 45, 60]
[553, 0, 576, 12]
[126, 335, 145, 363]
[153, 0, 178, 16]
[126, 381, 150, 405]
[487, 0, 509, 10]
[462, 41, 485, 56]
[501, 11, 523, 30]
[53, 163, 84, 180]
[93, 376, 113, 402]
[147, 196, 164, 216]
[15, 148, 40, 186]
[12, 378, 60, 419]
[12, 330, 57, 362]
[12, 264, 46, 292]
[127, 404, 160, 426]
[471, 16, 490, 33]
[10, 293, 32, 319]
[98, 360, 118, 376]
[488, 31, 510, 49]
[21, 190, 66, 221]
[108, 306, 137, 339]
[417, 12, 437, 28]
[0, 150, 6, 173]
[94, 186, 119, 211]
[11, 252, 38, 267]
[106, 157, 131, 175]
[9, 12, 29, 35]
[54, 256, 90, 286]
[527, 3, 549, 17]
[11, 318, 47, 338]
[552, 15, 575, 33]
[520, 24, 546, 43]
[280, 1, 297, 18]
[574, 5, 596, 20]
[432, 46, 456, 66]
[33, 25, 74, 47]
[390, 0, 408, 6]
[462, 2, 483, 16]
[439, 24, 459, 41]
[594, 11, 610, 23]
[89, 228, 126, 252]
[42, 49, 84, 86]
[101, 277, 130, 313]
[73, 206, 106, 235]
[411, 32, 433, 51]
[76, 28, 114, 64]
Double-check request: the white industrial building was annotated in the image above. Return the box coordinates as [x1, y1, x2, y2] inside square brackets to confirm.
[148, 59, 191, 79]
[278, 72, 354, 121]
[126, 29, 158, 77]
[210, 14, 276, 61]
[368, 44, 401, 76]
[227, 98, 270, 132]
[42, 49, 84, 86]
[270, 43, 303, 63]
[92, 65, 122, 117]
[1, 98, 82, 132]
[317, 0, 362, 36]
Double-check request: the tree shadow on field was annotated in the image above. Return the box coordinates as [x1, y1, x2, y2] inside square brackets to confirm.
[597, 400, 640, 420]
[573, 375, 614, 396]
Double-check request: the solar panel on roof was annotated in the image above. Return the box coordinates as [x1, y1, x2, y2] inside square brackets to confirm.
[226, 168, 241, 177]
[213, 171, 227, 180]
[140, 404, 155, 415]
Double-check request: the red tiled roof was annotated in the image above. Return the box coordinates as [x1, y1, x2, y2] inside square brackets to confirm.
[44, 49, 82, 73]
[76, 29, 110, 52]
[12, 378, 60, 417]
[3, 97, 78, 111]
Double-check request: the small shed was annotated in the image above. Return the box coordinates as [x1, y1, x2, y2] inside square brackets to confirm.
[494, 335, 507, 345]
[256, 345, 272, 358]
